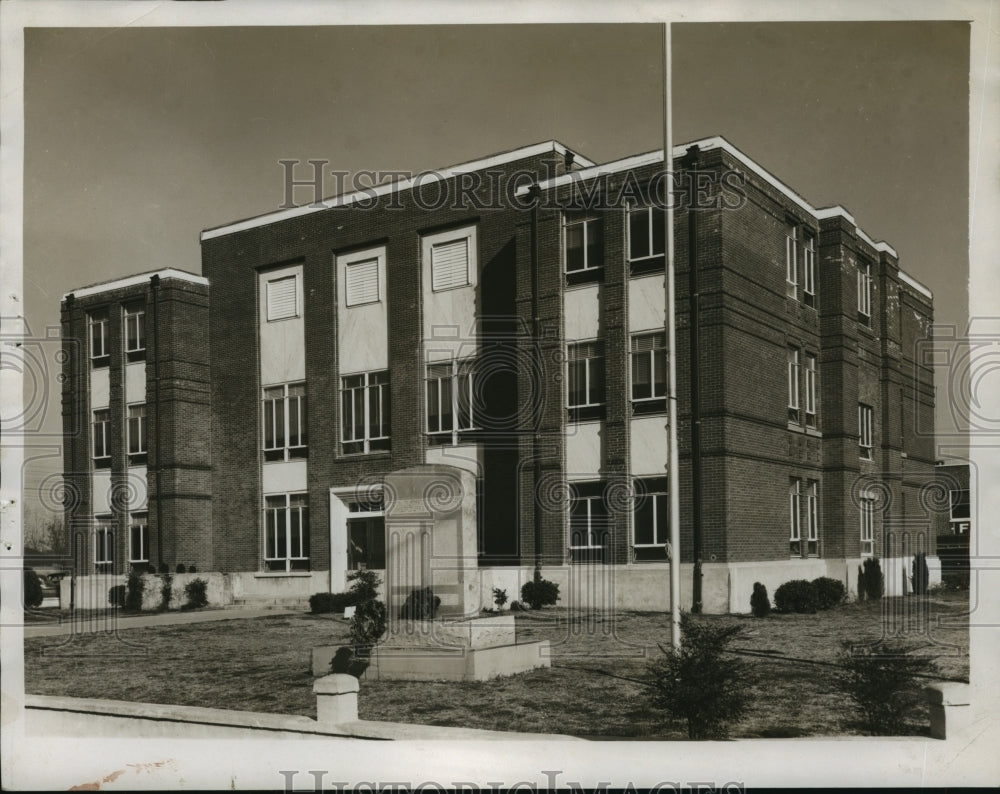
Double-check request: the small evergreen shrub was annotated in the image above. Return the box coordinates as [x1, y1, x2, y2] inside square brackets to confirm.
[183, 578, 209, 610]
[858, 557, 884, 600]
[398, 586, 440, 620]
[837, 641, 939, 735]
[811, 577, 846, 610]
[492, 587, 509, 610]
[509, 600, 523, 611]
[910, 553, 929, 596]
[520, 568, 560, 610]
[175, 563, 186, 574]
[108, 584, 126, 608]
[648, 615, 755, 739]
[346, 569, 386, 657]
[309, 591, 357, 614]
[124, 567, 145, 612]
[23, 567, 44, 609]
[158, 573, 173, 612]
[750, 582, 771, 617]
[187, 564, 197, 574]
[774, 579, 818, 613]
[157, 562, 168, 574]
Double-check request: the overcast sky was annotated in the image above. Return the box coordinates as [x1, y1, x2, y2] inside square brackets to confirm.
[20, 21, 969, 508]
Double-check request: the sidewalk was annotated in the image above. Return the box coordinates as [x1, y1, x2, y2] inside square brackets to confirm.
[23, 607, 298, 638]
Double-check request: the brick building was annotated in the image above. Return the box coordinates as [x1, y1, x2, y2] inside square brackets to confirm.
[62, 137, 940, 612]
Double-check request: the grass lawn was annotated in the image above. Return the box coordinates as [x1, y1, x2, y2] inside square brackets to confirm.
[24, 591, 969, 739]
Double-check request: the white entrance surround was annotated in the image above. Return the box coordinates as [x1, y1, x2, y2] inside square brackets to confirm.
[329, 485, 384, 594]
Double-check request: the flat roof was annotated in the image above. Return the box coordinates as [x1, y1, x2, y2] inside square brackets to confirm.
[64, 268, 209, 300]
[200, 140, 595, 242]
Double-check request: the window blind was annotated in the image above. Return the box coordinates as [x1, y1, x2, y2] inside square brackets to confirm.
[266, 276, 298, 320]
[345, 258, 380, 306]
[431, 238, 469, 291]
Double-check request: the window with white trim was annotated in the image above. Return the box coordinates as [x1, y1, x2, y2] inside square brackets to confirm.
[264, 493, 309, 572]
[129, 513, 149, 566]
[859, 490, 875, 556]
[789, 479, 802, 556]
[266, 275, 299, 321]
[631, 332, 666, 409]
[345, 257, 381, 306]
[263, 382, 307, 461]
[806, 481, 818, 556]
[89, 311, 109, 368]
[857, 259, 872, 324]
[802, 233, 817, 307]
[341, 370, 390, 454]
[95, 516, 114, 574]
[127, 404, 147, 464]
[787, 347, 800, 424]
[568, 341, 605, 419]
[569, 482, 608, 564]
[564, 212, 603, 277]
[785, 223, 799, 298]
[92, 409, 111, 469]
[124, 305, 146, 362]
[633, 478, 668, 562]
[430, 237, 471, 291]
[628, 205, 665, 273]
[859, 403, 874, 460]
[804, 353, 817, 428]
[426, 359, 476, 444]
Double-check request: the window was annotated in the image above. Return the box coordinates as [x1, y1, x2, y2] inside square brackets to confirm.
[347, 500, 386, 571]
[266, 275, 299, 321]
[431, 238, 471, 291]
[89, 311, 109, 368]
[806, 481, 818, 556]
[263, 383, 307, 461]
[127, 404, 147, 464]
[633, 478, 668, 562]
[802, 233, 817, 307]
[628, 205, 665, 274]
[860, 491, 875, 556]
[341, 371, 390, 454]
[345, 257, 381, 306]
[785, 223, 799, 298]
[804, 354, 817, 428]
[264, 493, 309, 572]
[857, 260, 872, 324]
[949, 489, 970, 535]
[568, 341, 605, 420]
[426, 359, 476, 444]
[569, 482, 608, 564]
[789, 479, 802, 556]
[92, 409, 111, 469]
[124, 305, 145, 361]
[631, 332, 666, 411]
[95, 517, 114, 574]
[859, 403, 874, 460]
[129, 513, 149, 565]
[564, 212, 603, 279]
[787, 348, 800, 423]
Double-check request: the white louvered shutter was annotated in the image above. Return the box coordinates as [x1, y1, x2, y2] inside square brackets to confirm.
[266, 276, 298, 320]
[345, 258, 380, 306]
[431, 238, 469, 291]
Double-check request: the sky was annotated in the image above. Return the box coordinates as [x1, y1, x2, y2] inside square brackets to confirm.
[19, 21, 970, 518]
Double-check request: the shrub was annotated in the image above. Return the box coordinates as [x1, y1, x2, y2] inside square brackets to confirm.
[773, 579, 818, 613]
[520, 568, 560, 610]
[187, 565, 197, 574]
[750, 582, 770, 617]
[398, 586, 440, 620]
[183, 578, 208, 610]
[158, 573, 173, 612]
[837, 641, 938, 735]
[509, 600, 523, 611]
[23, 567, 44, 609]
[157, 562, 168, 574]
[648, 615, 755, 739]
[492, 587, 509, 610]
[124, 567, 145, 612]
[911, 553, 929, 596]
[346, 569, 386, 656]
[309, 591, 357, 614]
[175, 564, 186, 574]
[811, 577, 846, 610]
[858, 557, 884, 600]
[108, 584, 126, 608]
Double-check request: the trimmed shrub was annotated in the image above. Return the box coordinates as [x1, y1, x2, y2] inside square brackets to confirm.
[108, 584, 126, 608]
[911, 553, 929, 596]
[811, 577, 846, 610]
[774, 579, 818, 613]
[157, 562, 168, 574]
[23, 567, 44, 609]
[183, 578, 208, 610]
[187, 565, 197, 574]
[398, 586, 440, 620]
[175, 563, 187, 574]
[309, 591, 357, 614]
[858, 557, 884, 600]
[492, 587, 509, 610]
[837, 641, 939, 735]
[124, 567, 145, 612]
[520, 568, 560, 610]
[750, 582, 771, 617]
[509, 600, 523, 611]
[648, 615, 755, 739]
[158, 573, 173, 612]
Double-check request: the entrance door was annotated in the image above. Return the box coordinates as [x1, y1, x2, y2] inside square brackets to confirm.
[348, 516, 386, 571]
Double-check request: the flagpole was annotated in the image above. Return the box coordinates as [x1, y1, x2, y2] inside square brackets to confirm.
[664, 21, 682, 650]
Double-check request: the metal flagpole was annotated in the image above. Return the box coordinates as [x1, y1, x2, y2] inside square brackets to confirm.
[663, 22, 682, 650]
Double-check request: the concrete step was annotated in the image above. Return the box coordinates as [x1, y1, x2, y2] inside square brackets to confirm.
[231, 598, 310, 610]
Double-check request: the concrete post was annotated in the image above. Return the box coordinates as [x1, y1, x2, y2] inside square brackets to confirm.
[313, 674, 359, 724]
[925, 682, 971, 739]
